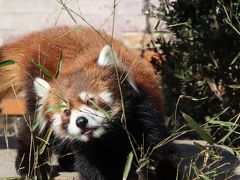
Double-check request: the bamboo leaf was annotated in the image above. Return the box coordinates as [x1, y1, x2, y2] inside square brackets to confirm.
[207, 107, 229, 121]
[122, 151, 133, 180]
[88, 99, 110, 119]
[59, 0, 77, 23]
[0, 60, 16, 67]
[139, 159, 150, 169]
[154, 20, 160, 30]
[231, 51, 240, 65]
[199, 175, 211, 180]
[154, 30, 172, 34]
[44, 104, 68, 114]
[35, 64, 52, 78]
[55, 49, 63, 79]
[32, 121, 40, 131]
[218, 125, 238, 144]
[182, 112, 214, 145]
[25, 56, 52, 78]
[208, 120, 239, 127]
[38, 128, 53, 155]
[228, 84, 240, 89]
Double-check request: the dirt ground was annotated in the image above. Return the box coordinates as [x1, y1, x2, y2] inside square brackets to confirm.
[0, 138, 239, 179]
[0, 136, 240, 180]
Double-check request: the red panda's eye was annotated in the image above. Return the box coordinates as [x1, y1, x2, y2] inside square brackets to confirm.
[64, 109, 71, 117]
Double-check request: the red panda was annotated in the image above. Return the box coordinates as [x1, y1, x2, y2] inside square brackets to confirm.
[0, 26, 177, 179]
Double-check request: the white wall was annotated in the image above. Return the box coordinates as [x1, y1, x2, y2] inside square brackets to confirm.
[0, 0, 159, 46]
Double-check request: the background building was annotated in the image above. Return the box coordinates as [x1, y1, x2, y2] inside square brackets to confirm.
[0, 0, 159, 48]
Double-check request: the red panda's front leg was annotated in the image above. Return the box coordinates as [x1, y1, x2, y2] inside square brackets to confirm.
[74, 152, 107, 180]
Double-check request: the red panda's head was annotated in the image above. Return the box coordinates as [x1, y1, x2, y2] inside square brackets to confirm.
[34, 45, 138, 142]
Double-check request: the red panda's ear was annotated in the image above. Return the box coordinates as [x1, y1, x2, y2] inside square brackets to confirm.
[34, 78, 51, 98]
[97, 45, 139, 92]
[97, 45, 120, 66]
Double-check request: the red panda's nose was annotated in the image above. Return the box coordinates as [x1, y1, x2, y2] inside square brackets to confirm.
[76, 117, 88, 129]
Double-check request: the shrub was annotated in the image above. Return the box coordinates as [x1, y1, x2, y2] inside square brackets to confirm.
[151, 0, 240, 145]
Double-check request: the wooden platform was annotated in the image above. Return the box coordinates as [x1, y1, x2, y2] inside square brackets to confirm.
[0, 98, 26, 116]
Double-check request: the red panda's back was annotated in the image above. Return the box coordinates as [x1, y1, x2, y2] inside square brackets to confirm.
[2, 26, 106, 73]
[1, 26, 163, 112]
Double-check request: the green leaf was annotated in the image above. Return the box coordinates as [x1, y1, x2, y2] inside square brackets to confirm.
[35, 63, 52, 78]
[122, 151, 133, 180]
[32, 121, 40, 131]
[38, 128, 53, 155]
[0, 60, 16, 67]
[199, 175, 211, 180]
[55, 49, 63, 79]
[139, 159, 150, 169]
[44, 104, 68, 114]
[182, 112, 214, 145]
[74, 26, 82, 32]
[231, 51, 240, 65]
[154, 30, 172, 35]
[208, 119, 239, 127]
[218, 125, 238, 144]
[59, 0, 77, 23]
[154, 20, 160, 30]
[25, 56, 52, 78]
[88, 99, 110, 119]
[207, 107, 229, 122]
[228, 84, 240, 89]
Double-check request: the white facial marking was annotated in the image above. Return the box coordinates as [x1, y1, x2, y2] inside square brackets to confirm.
[68, 110, 82, 136]
[79, 91, 87, 102]
[93, 127, 105, 138]
[67, 105, 107, 142]
[52, 113, 62, 135]
[34, 78, 50, 98]
[34, 78, 51, 132]
[80, 91, 113, 105]
[97, 45, 119, 66]
[79, 91, 93, 102]
[99, 91, 113, 105]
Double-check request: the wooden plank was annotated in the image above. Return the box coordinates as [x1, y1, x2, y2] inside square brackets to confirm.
[0, 98, 26, 115]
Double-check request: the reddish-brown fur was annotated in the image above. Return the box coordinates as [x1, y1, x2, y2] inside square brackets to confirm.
[0, 27, 180, 180]
[0, 26, 164, 113]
